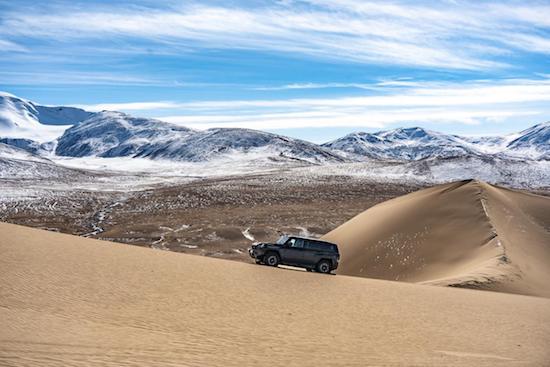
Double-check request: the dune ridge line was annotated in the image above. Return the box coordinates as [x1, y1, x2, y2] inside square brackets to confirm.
[322, 179, 550, 297]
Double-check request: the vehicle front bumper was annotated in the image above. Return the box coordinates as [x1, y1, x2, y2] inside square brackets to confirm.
[249, 247, 266, 259]
[248, 247, 256, 258]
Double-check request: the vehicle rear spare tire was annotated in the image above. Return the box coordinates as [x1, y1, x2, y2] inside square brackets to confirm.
[316, 260, 331, 274]
[264, 252, 279, 267]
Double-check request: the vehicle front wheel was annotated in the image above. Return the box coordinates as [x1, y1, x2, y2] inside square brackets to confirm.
[316, 260, 331, 274]
[264, 252, 279, 267]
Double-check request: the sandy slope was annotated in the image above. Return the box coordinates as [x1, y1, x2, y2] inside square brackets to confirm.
[322, 180, 550, 297]
[1, 222, 550, 366]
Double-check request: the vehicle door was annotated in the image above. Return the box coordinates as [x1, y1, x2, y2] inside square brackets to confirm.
[281, 238, 306, 265]
[302, 241, 324, 266]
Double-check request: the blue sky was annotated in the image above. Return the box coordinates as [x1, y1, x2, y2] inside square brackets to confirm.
[1, 0, 550, 142]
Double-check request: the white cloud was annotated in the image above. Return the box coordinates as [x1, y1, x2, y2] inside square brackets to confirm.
[253, 82, 377, 91]
[78, 78, 550, 115]
[73, 101, 180, 112]
[72, 77, 550, 130]
[0, 39, 27, 52]
[140, 78, 550, 111]
[2, 1, 549, 70]
[158, 109, 539, 131]
[0, 71, 173, 86]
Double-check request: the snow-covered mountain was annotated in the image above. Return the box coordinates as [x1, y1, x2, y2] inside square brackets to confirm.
[0, 137, 54, 156]
[55, 111, 195, 158]
[55, 111, 347, 164]
[323, 127, 479, 160]
[324, 124, 550, 161]
[0, 93, 346, 164]
[0, 92, 94, 142]
[504, 122, 550, 160]
[0, 142, 51, 164]
[0, 92, 548, 167]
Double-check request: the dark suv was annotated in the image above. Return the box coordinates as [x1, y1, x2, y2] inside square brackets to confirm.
[248, 235, 339, 274]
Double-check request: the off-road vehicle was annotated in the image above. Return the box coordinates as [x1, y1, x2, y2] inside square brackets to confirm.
[248, 235, 339, 274]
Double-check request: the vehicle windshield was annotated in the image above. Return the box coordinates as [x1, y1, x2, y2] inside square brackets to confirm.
[276, 235, 289, 245]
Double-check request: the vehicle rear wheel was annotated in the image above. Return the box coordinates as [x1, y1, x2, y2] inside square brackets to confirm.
[264, 252, 279, 267]
[316, 260, 331, 274]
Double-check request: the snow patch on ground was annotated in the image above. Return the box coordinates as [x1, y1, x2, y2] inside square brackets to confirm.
[242, 227, 255, 241]
[298, 159, 550, 188]
[295, 226, 313, 238]
[51, 151, 297, 178]
[0, 125, 68, 143]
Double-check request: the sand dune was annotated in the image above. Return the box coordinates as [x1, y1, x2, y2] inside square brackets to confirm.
[322, 180, 550, 297]
[1, 221, 550, 366]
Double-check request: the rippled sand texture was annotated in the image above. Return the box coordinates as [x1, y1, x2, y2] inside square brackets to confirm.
[1, 221, 550, 366]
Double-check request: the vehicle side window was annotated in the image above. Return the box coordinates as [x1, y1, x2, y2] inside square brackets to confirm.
[286, 238, 296, 247]
[304, 241, 319, 250]
[290, 238, 305, 248]
[306, 241, 329, 251]
[319, 242, 330, 251]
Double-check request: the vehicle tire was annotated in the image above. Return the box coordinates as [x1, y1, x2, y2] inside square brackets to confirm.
[264, 252, 279, 267]
[316, 260, 331, 274]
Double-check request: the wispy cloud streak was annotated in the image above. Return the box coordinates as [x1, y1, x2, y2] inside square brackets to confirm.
[0, 39, 27, 52]
[74, 78, 550, 129]
[2, 1, 549, 70]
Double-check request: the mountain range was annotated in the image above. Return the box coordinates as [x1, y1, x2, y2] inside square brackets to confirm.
[55, 111, 346, 164]
[0, 92, 548, 169]
[322, 124, 549, 161]
[0, 92, 93, 142]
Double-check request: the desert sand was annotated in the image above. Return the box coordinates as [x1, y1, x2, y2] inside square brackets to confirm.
[322, 180, 550, 297]
[1, 221, 550, 366]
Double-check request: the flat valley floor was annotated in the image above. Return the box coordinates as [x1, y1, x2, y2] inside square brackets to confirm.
[0, 172, 425, 262]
